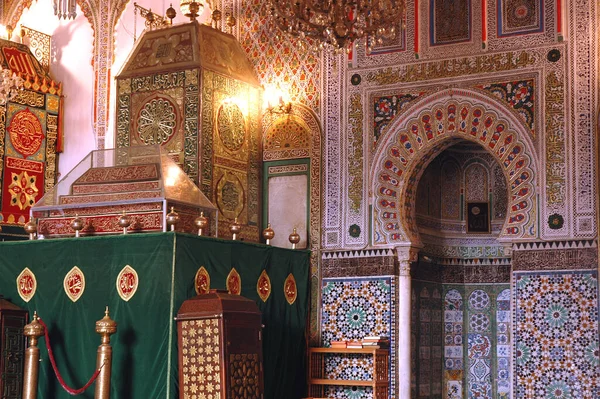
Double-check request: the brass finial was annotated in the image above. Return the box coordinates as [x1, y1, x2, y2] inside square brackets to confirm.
[118, 211, 131, 234]
[211, 9, 222, 30]
[288, 228, 300, 249]
[165, 3, 177, 24]
[262, 223, 275, 245]
[225, 13, 236, 33]
[24, 218, 37, 240]
[194, 212, 209, 236]
[145, 9, 155, 29]
[230, 217, 241, 240]
[166, 206, 180, 232]
[71, 214, 84, 237]
[24, 311, 44, 344]
[182, 0, 202, 21]
[95, 306, 117, 343]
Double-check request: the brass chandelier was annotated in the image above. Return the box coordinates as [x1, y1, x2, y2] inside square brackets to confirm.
[268, 0, 405, 52]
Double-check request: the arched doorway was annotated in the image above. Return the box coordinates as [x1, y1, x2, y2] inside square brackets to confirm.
[371, 88, 539, 248]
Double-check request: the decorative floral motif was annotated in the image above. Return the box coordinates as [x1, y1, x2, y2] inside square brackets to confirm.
[116, 265, 138, 302]
[227, 268, 241, 295]
[284, 273, 297, 305]
[16, 267, 36, 302]
[546, 381, 570, 399]
[217, 102, 246, 152]
[348, 224, 361, 238]
[548, 213, 564, 229]
[547, 49, 561, 62]
[544, 303, 568, 328]
[136, 96, 177, 145]
[264, 116, 310, 152]
[180, 318, 221, 398]
[373, 93, 419, 143]
[7, 108, 44, 157]
[468, 290, 490, 310]
[256, 269, 271, 302]
[63, 266, 85, 302]
[480, 80, 534, 131]
[7, 170, 39, 210]
[194, 266, 210, 295]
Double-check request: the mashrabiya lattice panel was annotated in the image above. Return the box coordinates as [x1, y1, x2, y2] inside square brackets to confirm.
[513, 271, 600, 399]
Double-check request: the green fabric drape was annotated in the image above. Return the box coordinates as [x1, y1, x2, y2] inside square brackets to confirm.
[0, 233, 309, 398]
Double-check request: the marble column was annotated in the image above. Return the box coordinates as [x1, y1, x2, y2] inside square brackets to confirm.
[396, 245, 419, 399]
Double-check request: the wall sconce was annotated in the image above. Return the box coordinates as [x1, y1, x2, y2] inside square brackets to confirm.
[0, 25, 9, 40]
[264, 86, 292, 114]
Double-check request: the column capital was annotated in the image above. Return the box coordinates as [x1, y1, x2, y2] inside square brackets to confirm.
[395, 245, 420, 276]
[398, 260, 411, 276]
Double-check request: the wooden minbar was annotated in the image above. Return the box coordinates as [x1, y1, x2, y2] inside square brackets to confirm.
[0, 296, 28, 399]
[176, 289, 263, 399]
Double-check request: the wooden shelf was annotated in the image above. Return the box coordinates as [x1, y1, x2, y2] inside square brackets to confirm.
[307, 347, 389, 399]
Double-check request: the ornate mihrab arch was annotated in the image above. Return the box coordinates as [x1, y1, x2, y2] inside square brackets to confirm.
[371, 88, 539, 247]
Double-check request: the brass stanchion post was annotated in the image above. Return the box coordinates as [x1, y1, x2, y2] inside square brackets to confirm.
[22, 312, 44, 399]
[94, 307, 117, 399]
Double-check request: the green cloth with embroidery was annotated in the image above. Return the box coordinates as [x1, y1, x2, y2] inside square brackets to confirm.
[0, 232, 309, 399]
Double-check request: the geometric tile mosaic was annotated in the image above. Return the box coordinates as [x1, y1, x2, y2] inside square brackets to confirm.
[443, 287, 465, 399]
[412, 281, 443, 399]
[321, 277, 395, 398]
[442, 284, 511, 399]
[325, 386, 374, 399]
[513, 271, 599, 399]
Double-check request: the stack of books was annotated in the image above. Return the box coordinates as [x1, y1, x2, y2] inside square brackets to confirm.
[330, 340, 347, 348]
[361, 335, 390, 348]
[346, 340, 363, 349]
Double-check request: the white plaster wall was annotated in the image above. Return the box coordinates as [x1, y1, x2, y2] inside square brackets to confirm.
[268, 174, 308, 249]
[109, 1, 213, 149]
[15, 0, 95, 179]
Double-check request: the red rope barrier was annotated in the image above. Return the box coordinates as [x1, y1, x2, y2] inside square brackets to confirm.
[38, 318, 102, 396]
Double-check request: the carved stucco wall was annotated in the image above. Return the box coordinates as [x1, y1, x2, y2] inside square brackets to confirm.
[319, 0, 596, 249]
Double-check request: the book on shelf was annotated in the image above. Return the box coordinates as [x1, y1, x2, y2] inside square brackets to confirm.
[362, 335, 390, 341]
[361, 336, 390, 348]
[346, 340, 363, 348]
[330, 340, 347, 348]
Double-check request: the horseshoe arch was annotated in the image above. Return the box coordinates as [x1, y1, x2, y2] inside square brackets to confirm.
[371, 88, 539, 247]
